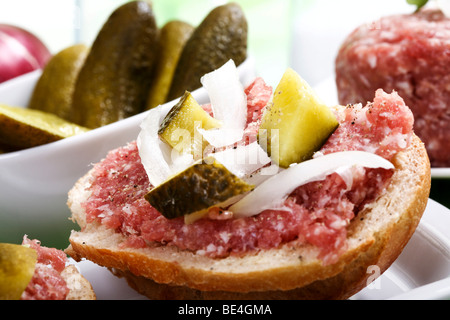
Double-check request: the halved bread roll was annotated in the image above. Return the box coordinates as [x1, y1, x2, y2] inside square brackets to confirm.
[66, 130, 430, 300]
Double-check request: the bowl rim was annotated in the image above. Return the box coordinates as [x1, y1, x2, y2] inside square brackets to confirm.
[0, 56, 256, 164]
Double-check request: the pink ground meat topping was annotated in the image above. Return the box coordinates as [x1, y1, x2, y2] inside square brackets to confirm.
[20, 236, 69, 300]
[83, 79, 413, 265]
[335, 9, 450, 167]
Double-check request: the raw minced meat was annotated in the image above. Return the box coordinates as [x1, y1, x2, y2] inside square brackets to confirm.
[82, 79, 413, 265]
[336, 9, 450, 167]
[322, 89, 413, 161]
[20, 236, 69, 300]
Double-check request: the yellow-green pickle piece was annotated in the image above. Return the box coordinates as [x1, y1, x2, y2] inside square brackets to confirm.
[145, 158, 254, 222]
[159, 91, 221, 157]
[0, 104, 89, 150]
[28, 44, 89, 122]
[0, 243, 37, 300]
[259, 68, 339, 168]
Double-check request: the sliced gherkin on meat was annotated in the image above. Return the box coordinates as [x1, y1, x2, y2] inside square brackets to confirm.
[0, 243, 37, 300]
[144, 157, 254, 222]
[158, 91, 221, 158]
[259, 68, 339, 168]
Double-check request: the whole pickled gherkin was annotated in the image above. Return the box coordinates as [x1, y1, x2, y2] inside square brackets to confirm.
[28, 44, 88, 123]
[146, 20, 194, 110]
[70, 1, 159, 128]
[167, 2, 248, 101]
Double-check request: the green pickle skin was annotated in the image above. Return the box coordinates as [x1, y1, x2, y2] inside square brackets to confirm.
[145, 160, 254, 220]
[70, 1, 159, 128]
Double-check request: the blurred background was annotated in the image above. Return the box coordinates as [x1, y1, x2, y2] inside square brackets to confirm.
[0, 0, 414, 87]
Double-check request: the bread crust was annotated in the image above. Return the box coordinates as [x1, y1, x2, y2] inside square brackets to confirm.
[61, 265, 96, 300]
[66, 134, 430, 299]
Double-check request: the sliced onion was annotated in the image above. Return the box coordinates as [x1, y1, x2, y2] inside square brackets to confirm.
[0, 24, 51, 83]
[229, 151, 395, 218]
[199, 59, 247, 148]
[211, 142, 272, 179]
[138, 60, 251, 187]
[137, 103, 194, 187]
[198, 128, 244, 149]
[436, 0, 450, 17]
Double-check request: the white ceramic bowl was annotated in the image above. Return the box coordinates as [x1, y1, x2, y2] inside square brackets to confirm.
[0, 57, 256, 248]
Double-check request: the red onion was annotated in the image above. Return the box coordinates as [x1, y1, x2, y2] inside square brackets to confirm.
[0, 24, 51, 83]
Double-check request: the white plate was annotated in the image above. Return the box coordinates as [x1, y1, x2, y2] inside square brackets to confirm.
[352, 199, 450, 300]
[0, 58, 257, 247]
[313, 76, 450, 179]
[71, 199, 450, 300]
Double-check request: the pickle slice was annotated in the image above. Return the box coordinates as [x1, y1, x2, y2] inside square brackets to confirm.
[0, 243, 37, 300]
[0, 104, 89, 150]
[159, 91, 221, 158]
[259, 68, 339, 168]
[145, 158, 254, 221]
